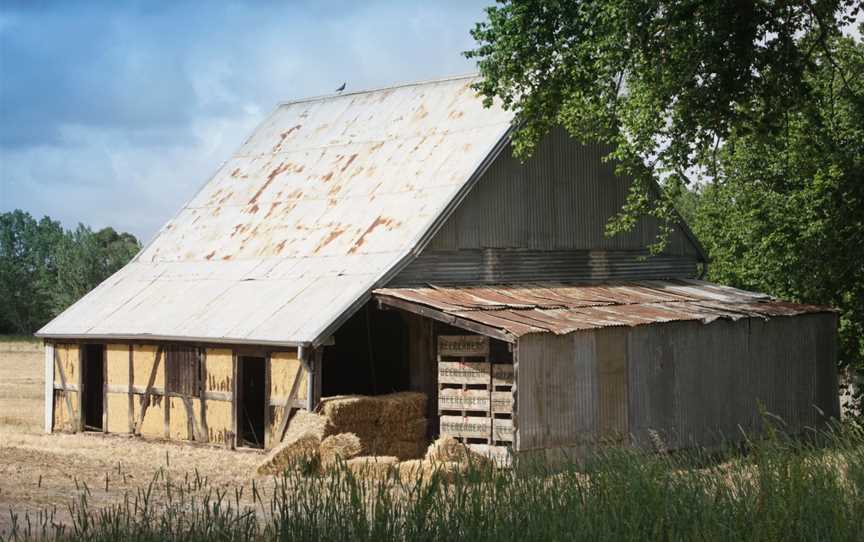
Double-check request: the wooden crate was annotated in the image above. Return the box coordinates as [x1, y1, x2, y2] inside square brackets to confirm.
[440, 415, 492, 440]
[438, 361, 491, 386]
[491, 391, 513, 415]
[492, 417, 514, 442]
[492, 364, 514, 388]
[438, 335, 489, 357]
[438, 388, 491, 414]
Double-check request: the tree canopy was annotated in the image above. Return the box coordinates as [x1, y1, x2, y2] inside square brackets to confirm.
[467, 0, 862, 248]
[0, 210, 140, 335]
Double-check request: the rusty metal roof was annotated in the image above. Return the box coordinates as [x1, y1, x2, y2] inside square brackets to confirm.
[38, 75, 515, 346]
[374, 280, 832, 340]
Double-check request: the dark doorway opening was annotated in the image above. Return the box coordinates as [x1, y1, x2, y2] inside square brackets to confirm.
[82, 344, 105, 431]
[322, 302, 409, 397]
[239, 356, 266, 448]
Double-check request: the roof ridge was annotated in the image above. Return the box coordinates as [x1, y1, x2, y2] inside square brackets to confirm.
[277, 72, 480, 107]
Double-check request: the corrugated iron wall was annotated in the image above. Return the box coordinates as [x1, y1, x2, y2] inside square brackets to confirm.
[515, 313, 839, 456]
[392, 248, 698, 286]
[392, 128, 701, 286]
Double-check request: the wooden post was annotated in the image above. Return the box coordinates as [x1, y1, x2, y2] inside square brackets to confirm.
[44, 342, 54, 434]
[231, 352, 238, 449]
[77, 345, 84, 432]
[264, 352, 271, 448]
[128, 345, 134, 433]
[199, 348, 209, 443]
[102, 347, 108, 433]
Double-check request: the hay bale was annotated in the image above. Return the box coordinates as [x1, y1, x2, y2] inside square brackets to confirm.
[397, 459, 468, 483]
[425, 436, 491, 465]
[319, 392, 427, 427]
[387, 439, 428, 460]
[320, 433, 362, 467]
[284, 410, 334, 442]
[380, 392, 427, 422]
[346, 456, 399, 478]
[257, 435, 319, 475]
[257, 410, 334, 475]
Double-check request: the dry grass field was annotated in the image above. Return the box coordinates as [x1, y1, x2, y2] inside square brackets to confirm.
[0, 340, 264, 535]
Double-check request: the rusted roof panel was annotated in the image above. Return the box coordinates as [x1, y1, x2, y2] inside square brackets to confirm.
[374, 280, 833, 338]
[38, 75, 515, 346]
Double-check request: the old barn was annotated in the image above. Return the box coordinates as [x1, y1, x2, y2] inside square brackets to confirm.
[37, 75, 839, 462]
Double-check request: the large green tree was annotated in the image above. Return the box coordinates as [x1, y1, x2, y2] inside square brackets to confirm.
[686, 35, 864, 383]
[0, 210, 141, 335]
[467, 1, 864, 395]
[467, 0, 861, 247]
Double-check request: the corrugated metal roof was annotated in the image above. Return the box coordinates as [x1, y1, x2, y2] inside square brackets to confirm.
[373, 280, 833, 339]
[38, 75, 515, 346]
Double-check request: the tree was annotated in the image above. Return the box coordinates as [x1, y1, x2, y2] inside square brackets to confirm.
[0, 211, 64, 334]
[0, 210, 141, 335]
[466, 0, 862, 249]
[53, 225, 141, 312]
[686, 35, 864, 386]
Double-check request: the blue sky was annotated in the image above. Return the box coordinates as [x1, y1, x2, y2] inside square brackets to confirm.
[0, 1, 491, 242]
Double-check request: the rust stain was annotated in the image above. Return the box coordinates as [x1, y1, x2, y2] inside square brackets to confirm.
[249, 162, 290, 205]
[340, 153, 358, 173]
[265, 202, 282, 218]
[246, 203, 260, 214]
[313, 226, 347, 254]
[205, 250, 216, 260]
[221, 255, 231, 261]
[370, 141, 384, 152]
[348, 216, 400, 254]
[321, 172, 334, 182]
[230, 168, 241, 177]
[273, 240, 287, 254]
[271, 124, 302, 153]
[414, 104, 429, 120]
[448, 110, 464, 120]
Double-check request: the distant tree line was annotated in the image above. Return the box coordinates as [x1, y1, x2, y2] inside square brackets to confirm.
[0, 209, 141, 335]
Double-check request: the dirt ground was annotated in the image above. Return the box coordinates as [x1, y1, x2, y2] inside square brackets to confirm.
[0, 340, 266, 535]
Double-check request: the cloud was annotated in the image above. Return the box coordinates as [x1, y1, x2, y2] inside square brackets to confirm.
[0, 1, 490, 241]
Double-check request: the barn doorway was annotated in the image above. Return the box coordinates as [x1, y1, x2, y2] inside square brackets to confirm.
[238, 356, 266, 448]
[81, 344, 105, 431]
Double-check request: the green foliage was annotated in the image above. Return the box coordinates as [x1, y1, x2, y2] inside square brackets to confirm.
[6, 423, 864, 541]
[0, 210, 140, 335]
[466, 0, 862, 251]
[683, 35, 864, 383]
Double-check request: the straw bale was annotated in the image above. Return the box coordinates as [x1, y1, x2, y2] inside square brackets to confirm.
[397, 459, 468, 483]
[425, 436, 491, 465]
[320, 433, 362, 467]
[387, 439, 428, 460]
[319, 392, 427, 426]
[380, 392, 427, 422]
[257, 435, 319, 475]
[346, 456, 399, 478]
[257, 410, 334, 475]
[284, 410, 334, 442]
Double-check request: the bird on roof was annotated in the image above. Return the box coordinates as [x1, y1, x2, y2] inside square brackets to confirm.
[335, 82, 346, 92]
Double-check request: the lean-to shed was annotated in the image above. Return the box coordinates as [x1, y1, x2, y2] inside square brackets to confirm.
[37, 75, 839, 459]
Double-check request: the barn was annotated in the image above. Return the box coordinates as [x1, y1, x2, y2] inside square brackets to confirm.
[37, 75, 839, 462]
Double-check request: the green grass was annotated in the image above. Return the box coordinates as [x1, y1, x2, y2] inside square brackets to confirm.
[4, 422, 864, 541]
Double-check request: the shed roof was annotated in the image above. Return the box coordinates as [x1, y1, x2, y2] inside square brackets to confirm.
[38, 74, 514, 346]
[374, 280, 832, 341]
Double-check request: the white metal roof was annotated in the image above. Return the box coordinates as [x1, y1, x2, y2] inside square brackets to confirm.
[38, 75, 515, 346]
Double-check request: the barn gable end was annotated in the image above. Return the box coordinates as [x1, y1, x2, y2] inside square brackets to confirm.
[391, 127, 705, 286]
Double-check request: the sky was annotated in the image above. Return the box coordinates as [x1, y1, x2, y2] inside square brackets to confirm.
[0, 1, 491, 243]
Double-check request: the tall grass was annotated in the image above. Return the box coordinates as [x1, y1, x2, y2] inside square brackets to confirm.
[4, 422, 864, 541]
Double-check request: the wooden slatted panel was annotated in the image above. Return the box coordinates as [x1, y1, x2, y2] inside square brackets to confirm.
[440, 415, 491, 440]
[166, 346, 200, 396]
[438, 388, 491, 413]
[438, 361, 491, 386]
